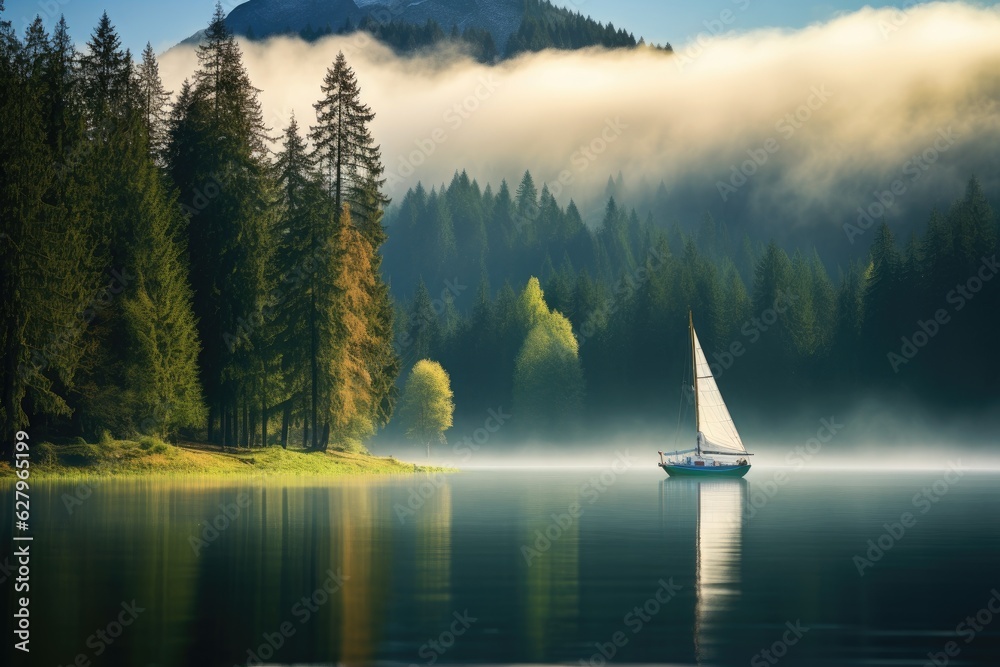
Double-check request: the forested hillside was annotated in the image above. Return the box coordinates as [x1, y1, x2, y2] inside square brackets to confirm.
[384, 170, 1000, 436]
[218, 0, 671, 62]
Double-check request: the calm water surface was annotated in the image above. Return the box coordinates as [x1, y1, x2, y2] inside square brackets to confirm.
[2, 467, 999, 666]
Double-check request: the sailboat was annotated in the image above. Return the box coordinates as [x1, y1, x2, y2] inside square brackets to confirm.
[658, 312, 752, 477]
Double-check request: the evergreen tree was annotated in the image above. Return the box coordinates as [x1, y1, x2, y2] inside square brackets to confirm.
[309, 50, 397, 449]
[953, 176, 996, 270]
[404, 280, 440, 371]
[41, 16, 80, 155]
[79, 12, 132, 121]
[831, 262, 863, 383]
[326, 205, 381, 447]
[135, 42, 171, 162]
[169, 4, 276, 446]
[810, 250, 836, 353]
[120, 153, 205, 437]
[514, 170, 539, 243]
[861, 223, 901, 378]
[272, 115, 324, 446]
[787, 250, 817, 356]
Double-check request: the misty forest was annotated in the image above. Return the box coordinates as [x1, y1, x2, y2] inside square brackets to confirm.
[5, 1, 1000, 666]
[2, 4, 999, 461]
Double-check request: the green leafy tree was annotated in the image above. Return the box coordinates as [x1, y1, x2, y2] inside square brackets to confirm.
[518, 276, 549, 330]
[399, 359, 455, 457]
[513, 278, 584, 435]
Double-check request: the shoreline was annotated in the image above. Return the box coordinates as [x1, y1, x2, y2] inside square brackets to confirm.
[0, 438, 451, 481]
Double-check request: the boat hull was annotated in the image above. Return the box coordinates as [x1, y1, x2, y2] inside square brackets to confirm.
[659, 463, 750, 478]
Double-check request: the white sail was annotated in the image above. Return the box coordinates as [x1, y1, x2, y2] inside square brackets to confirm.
[692, 325, 747, 455]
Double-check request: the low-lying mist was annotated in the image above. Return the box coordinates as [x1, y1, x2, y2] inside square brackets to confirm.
[162, 2, 1000, 251]
[369, 397, 1000, 470]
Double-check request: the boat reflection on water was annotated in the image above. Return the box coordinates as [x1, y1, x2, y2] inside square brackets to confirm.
[660, 478, 748, 665]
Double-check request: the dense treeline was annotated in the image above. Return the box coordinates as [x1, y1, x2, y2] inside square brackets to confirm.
[0, 5, 397, 456]
[287, 17, 500, 64]
[384, 170, 999, 435]
[384, 170, 662, 305]
[243, 0, 670, 62]
[356, 17, 499, 63]
[506, 0, 672, 56]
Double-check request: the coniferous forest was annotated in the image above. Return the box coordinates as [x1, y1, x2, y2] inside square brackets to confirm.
[2, 4, 998, 461]
[383, 169, 999, 440]
[0, 6, 396, 458]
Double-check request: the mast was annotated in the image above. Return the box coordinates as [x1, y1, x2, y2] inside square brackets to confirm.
[690, 309, 700, 456]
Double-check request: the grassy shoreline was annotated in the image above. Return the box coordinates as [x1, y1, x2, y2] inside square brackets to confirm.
[0, 438, 450, 480]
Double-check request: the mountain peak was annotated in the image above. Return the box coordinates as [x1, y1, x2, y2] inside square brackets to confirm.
[182, 0, 670, 61]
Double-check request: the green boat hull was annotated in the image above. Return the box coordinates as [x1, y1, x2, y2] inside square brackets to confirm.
[660, 463, 750, 478]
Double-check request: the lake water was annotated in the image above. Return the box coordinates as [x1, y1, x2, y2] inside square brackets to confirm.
[3, 465, 1000, 666]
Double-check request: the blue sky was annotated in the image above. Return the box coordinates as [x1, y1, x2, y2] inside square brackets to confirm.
[0, 0, 967, 55]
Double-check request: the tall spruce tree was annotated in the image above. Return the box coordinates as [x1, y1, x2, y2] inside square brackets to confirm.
[135, 42, 171, 163]
[273, 115, 327, 447]
[120, 151, 206, 437]
[79, 12, 132, 121]
[41, 17, 80, 155]
[308, 51, 397, 450]
[168, 5, 276, 446]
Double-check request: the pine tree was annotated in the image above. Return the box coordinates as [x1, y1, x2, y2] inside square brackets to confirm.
[272, 115, 324, 446]
[135, 42, 171, 163]
[787, 250, 817, 356]
[169, 4, 276, 446]
[953, 176, 996, 270]
[599, 197, 636, 277]
[747, 242, 795, 391]
[22, 17, 48, 80]
[514, 170, 539, 243]
[41, 17, 80, 155]
[490, 179, 516, 253]
[308, 50, 397, 449]
[831, 262, 863, 383]
[405, 280, 440, 370]
[810, 250, 836, 352]
[120, 152, 205, 437]
[721, 260, 750, 342]
[79, 12, 132, 121]
[862, 223, 900, 371]
[327, 205, 380, 447]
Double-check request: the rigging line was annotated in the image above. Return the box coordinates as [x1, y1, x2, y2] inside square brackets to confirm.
[672, 333, 689, 450]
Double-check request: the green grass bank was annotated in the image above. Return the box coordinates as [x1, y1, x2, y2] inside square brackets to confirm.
[0, 437, 448, 480]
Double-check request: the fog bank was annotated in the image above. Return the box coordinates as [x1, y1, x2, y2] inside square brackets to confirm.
[161, 2, 1000, 248]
